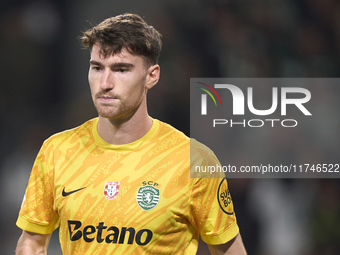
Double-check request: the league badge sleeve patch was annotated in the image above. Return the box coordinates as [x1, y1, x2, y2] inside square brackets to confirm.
[217, 178, 235, 215]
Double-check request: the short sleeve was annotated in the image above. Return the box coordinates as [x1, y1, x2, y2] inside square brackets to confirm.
[16, 140, 60, 234]
[189, 140, 239, 245]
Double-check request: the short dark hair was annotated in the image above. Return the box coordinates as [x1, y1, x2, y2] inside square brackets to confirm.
[81, 13, 162, 66]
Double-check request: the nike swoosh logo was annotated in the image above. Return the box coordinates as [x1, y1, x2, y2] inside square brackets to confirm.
[62, 187, 86, 197]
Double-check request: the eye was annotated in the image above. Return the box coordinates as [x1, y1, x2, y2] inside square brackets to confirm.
[91, 66, 103, 71]
[117, 68, 128, 73]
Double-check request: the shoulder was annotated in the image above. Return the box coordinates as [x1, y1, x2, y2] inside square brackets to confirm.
[190, 138, 214, 157]
[155, 119, 189, 140]
[152, 119, 191, 149]
[42, 118, 97, 148]
[153, 119, 220, 174]
[153, 118, 215, 157]
[190, 139, 222, 179]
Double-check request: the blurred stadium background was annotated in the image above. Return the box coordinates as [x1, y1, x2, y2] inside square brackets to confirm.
[1, 0, 340, 254]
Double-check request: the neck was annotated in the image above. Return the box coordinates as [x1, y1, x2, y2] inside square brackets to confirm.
[97, 107, 153, 145]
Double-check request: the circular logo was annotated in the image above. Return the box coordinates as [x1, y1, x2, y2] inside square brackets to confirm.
[217, 178, 234, 215]
[136, 185, 160, 211]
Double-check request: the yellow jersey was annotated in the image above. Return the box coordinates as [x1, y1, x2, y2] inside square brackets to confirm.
[17, 118, 239, 254]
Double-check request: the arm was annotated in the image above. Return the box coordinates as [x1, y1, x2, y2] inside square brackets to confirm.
[208, 233, 247, 255]
[16, 230, 52, 255]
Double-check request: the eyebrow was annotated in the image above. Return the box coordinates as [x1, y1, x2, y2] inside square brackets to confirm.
[89, 60, 134, 69]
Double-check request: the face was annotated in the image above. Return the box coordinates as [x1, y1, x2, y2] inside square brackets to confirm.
[88, 44, 158, 120]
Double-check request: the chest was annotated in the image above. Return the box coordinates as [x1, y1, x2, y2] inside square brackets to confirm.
[53, 155, 191, 233]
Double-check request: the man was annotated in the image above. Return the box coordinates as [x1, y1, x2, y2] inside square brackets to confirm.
[15, 13, 247, 254]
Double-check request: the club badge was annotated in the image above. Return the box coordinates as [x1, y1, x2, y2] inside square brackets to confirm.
[104, 181, 120, 200]
[136, 185, 160, 211]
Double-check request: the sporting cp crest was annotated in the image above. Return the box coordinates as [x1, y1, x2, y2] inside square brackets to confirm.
[136, 185, 160, 211]
[104, 181, 120, 200]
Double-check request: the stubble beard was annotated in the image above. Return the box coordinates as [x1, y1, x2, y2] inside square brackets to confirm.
[93, 97, 143, 121]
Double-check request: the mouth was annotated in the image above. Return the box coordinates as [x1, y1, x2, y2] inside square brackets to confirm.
[97, 95, 118, 102]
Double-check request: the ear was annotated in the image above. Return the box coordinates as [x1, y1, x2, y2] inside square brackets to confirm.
[145, 64, 160, 89]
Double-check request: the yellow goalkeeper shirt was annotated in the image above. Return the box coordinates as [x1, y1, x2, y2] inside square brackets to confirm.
[17, 118, 239, 254]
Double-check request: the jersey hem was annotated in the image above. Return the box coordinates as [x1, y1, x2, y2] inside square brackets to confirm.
[200, 221, 239, 245]
[16, 216, 58, 235]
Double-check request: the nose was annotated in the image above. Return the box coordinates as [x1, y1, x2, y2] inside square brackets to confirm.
[100, 69, 114, 90]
